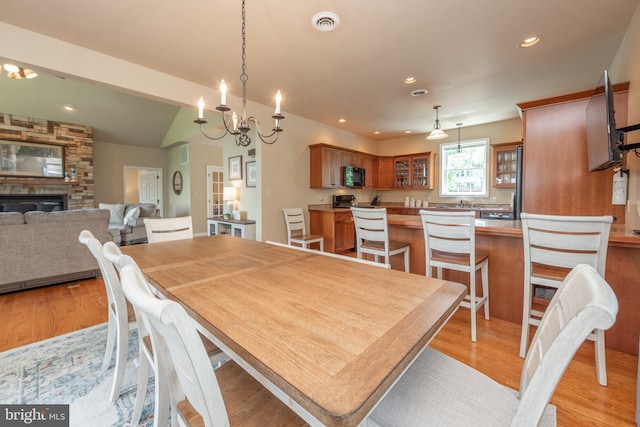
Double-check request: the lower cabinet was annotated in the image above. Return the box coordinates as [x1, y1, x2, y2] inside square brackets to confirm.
[309, 210, 355, 253]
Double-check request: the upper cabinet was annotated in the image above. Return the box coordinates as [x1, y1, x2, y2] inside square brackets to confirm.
[394, 153, 435, 189]
[377, 157, 395, 189]
[492, 142, 520, 188]
[309, 144, 434, 190]
[310, 144, 376, 189]
[517, 83, 629, 219]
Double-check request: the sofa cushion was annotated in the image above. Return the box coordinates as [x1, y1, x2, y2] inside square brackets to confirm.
[137, 203, 157, 217]
[99, 203, 125, 223]
[124, 206, 140, 224]
[0, 212, 26, 225]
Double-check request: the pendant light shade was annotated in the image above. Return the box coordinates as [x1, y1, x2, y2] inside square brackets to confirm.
[426, 105, 448, 140]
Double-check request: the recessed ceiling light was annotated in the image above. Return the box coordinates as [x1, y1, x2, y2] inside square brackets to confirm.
[519, 35, 542, 48]
[404, 130, 413, 134]
[404, 77, 416, 84]
[63, 104, 76, 111]
[373, 131, 381, 135]
[338, 118, 346, 123]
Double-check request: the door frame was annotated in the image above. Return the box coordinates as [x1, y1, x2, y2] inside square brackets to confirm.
[123, 165, 164, 217]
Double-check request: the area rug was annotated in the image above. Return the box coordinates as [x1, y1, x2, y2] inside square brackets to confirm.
[0, 323, 155, 426]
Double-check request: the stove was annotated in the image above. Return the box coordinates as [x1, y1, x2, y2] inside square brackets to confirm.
[332, 195, 356, 208]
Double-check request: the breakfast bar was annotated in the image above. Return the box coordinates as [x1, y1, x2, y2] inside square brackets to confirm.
[386, 214, 640, 355]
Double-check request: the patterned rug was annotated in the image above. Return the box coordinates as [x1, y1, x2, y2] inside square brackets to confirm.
[0, 323, 155, 426]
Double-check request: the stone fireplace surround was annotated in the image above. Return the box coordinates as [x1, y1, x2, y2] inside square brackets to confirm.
[0, 113, 94, 210]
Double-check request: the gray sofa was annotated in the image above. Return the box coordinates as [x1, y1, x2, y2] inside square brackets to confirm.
[100, 202, 160, 245]
[0, 208, 110, 294]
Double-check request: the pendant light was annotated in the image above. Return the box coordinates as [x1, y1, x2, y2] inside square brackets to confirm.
[426, 105, 448, 140]
[450, 122, 468, 159]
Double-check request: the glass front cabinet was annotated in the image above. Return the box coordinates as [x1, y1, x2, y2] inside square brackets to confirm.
[493, 142, 520, 188]
[394, 153, 435, 189]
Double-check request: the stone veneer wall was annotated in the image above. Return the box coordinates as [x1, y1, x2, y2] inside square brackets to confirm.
[0, 113, 94, 209]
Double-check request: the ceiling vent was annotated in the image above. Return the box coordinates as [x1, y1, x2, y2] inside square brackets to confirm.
[411, 89, 428, 97]
[312, 12, 340, 32]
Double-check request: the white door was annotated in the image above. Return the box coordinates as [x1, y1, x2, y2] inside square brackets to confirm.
[206, 165, 224, 218]
[139, 171, 158, 204]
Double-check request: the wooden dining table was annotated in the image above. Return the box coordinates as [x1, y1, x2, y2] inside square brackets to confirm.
[122, 235, 466, 426]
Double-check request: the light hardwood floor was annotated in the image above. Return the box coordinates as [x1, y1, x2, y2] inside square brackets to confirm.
[0, 278, 637, 426]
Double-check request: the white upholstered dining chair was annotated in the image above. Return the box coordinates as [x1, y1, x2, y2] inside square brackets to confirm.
[520, 212, 613, 386]
[144, 216, 193, 243]
[420, 210, 489, 342]
[118, 263, 306, 426]
[351, 207, 410, 272]
[282, 208, 324, 251]
[78, 230, 134, 404]
[367, 264, 618, 427]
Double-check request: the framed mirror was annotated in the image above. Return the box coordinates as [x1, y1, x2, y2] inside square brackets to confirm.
[172, 170, 183, 195]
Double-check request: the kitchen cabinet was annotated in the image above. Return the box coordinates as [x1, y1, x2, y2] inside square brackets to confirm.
[310, 144, 367, 189]
[377, 157, 394, 188]
[493, 142, 520, 188]
[309, 144, 434, 190]
[394, 152, 435, 189]
[309, 209, 355, 253]
[516, 83, 629, 219]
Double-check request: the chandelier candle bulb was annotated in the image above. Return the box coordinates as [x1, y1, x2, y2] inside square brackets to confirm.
[275, 91, 282, 115]
[220, 80, 227, 106]
[232, 112, 238, 131]
[198, 97, 204, 120]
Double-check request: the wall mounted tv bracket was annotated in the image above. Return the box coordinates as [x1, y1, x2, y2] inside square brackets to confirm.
[617, 123, 640, 153]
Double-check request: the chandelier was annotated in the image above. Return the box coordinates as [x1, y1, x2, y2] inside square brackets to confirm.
[426, 105, 448, 140]
[3, 64, 38, 79]
[194, 0, 284, 146]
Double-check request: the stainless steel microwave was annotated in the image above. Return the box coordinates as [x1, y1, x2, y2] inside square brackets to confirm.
[342, 166, 365, 187]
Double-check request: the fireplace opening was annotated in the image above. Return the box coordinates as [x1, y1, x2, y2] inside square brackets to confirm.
[0, 194, 68, 213]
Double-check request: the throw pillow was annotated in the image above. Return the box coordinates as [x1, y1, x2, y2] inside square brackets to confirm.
[99, 203, 125, 223]
[124, 206, 140, 224]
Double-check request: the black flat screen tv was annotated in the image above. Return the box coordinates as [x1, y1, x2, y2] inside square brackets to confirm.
[585, 70, 624, 171]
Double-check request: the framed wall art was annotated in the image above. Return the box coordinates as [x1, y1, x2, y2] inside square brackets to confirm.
[0, 140, 64, 178]
[228, 155, 242, 180]
[246, 161, 256, 187]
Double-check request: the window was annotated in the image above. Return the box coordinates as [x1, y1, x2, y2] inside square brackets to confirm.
[440, 138, 488, 197]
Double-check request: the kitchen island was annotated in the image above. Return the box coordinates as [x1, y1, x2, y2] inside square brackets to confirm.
[386, 214, 640, 356]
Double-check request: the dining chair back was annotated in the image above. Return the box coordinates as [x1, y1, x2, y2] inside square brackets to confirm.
[144, 216, 193, 243]
[351, 207, 410, 272]
[78, 230, 132, 404]
[102, 241, 170, 426]
[520, 212, 613, 385]
[282, 208, 324, 251]
[420, 210, 489, 341]
[118, 264, 305, 426]
[368, 264, 618, 427]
